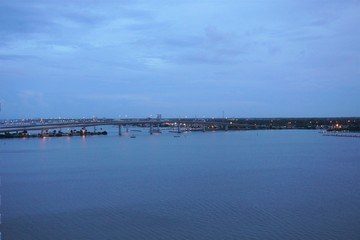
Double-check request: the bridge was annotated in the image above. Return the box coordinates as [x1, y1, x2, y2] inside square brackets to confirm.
[0, 118, 250, 137]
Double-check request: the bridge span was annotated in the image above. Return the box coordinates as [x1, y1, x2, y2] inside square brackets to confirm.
[0, 118, 250, 136]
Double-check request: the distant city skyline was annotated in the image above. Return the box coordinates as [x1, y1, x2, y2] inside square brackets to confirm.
[1, 0, 360, 119]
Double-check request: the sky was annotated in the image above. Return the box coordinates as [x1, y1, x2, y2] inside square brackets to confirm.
[1, 0, 360, 119]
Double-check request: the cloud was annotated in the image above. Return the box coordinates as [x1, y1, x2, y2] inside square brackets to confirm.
[0, 54, 37, 61]
[205, 26, 235, 44]
[77, 94, 151, 102]
[150, 26, 245, 65]
[1, 0, 360, 118]
[0, 0, 154, 47]
[17, 90, 48, 107]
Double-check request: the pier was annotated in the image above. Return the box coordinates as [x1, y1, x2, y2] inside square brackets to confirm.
[322, 131, 360, 138]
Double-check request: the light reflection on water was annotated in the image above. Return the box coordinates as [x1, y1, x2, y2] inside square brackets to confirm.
[1, 130, 360, 239]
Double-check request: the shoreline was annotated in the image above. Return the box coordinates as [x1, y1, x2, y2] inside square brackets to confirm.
[0, 131, 108, 139]
[1, 128, 360, 139]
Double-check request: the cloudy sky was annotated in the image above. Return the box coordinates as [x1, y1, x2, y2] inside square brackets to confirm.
[1, 0, 359, 119]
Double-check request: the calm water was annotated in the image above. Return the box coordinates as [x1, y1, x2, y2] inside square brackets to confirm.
[0, 130, 360, 239]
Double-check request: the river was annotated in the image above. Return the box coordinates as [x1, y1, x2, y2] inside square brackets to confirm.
[1, 129, 360, 239]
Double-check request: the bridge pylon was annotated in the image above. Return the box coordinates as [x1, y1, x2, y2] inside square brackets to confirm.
[150, 123, 153, 135]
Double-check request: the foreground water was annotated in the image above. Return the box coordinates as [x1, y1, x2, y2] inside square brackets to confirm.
[0, 130, 360, 239]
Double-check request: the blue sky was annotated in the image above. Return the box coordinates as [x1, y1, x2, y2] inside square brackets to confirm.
[1, 0, 359, 119]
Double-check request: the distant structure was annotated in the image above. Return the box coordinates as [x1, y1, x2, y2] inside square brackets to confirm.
[1, 116, 360, 138]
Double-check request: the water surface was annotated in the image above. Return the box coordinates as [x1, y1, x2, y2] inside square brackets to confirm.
[1, 130, 360, 239]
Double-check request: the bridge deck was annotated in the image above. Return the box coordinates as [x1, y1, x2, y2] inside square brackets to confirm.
[0, 119, 246, 133]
